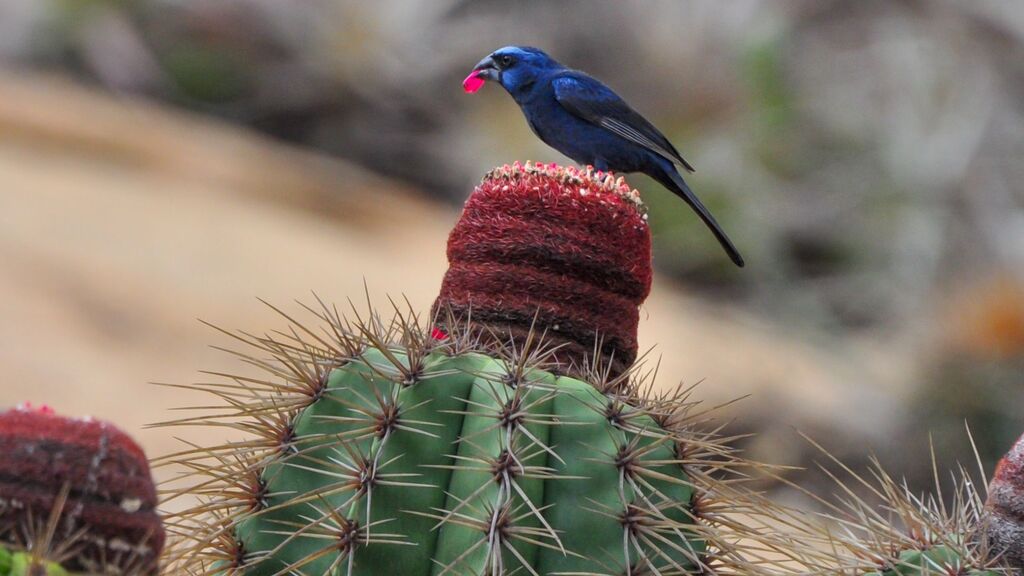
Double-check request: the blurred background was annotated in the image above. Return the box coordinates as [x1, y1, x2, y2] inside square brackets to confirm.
[1, 0, 1022, 513]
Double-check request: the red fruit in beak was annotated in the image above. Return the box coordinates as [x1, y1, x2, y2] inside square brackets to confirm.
[463, 71, 485, 93]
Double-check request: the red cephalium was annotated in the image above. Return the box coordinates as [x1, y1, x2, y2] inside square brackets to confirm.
[0, 404, 164, 574]
[434, 161, 651, 375]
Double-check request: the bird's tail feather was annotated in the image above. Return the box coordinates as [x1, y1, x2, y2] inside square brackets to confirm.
[652, 165, 745, 267]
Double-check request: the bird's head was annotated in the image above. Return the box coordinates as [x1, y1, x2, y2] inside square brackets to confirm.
[463, 46, 559, 95]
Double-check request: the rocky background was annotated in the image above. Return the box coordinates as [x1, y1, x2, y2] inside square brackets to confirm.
[1, 0, 1022, 509]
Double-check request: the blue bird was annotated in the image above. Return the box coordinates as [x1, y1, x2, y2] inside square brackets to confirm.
[464, 46, 744, 267]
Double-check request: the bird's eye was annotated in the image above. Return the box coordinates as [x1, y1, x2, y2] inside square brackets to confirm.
[499, 55, 514, 67]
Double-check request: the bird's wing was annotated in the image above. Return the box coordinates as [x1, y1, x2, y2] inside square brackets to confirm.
[552, 73, 694, 172]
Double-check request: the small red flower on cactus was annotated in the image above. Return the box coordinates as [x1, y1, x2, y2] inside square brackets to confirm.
[16, 402, 55, 415]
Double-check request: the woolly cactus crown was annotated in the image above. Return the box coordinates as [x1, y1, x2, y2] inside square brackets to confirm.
[434, 161, 651, 375]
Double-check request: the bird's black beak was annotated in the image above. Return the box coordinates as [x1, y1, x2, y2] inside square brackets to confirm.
[472, 56, 500, 82]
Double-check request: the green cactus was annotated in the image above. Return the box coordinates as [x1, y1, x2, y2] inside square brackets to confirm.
[160, 163, 825, 574]
[160, 164, 792, 575]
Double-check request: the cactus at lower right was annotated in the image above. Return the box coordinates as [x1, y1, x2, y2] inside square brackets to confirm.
[785, 433, 1019, 576]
